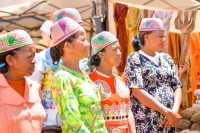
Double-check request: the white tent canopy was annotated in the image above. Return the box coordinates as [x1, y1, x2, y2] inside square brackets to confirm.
[0, 0, 97, 32]
[0, 0, 42, 8]
[0, 0, 99, 47]
[1, 0, 200, 45]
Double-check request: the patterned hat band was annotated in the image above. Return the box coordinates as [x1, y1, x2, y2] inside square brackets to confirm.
[93, 40, 117, 55]
[52, 8, 83, 23]
[91, 31, 118, 55]
[0, 29, 34, 54]
[139, 18, 165, 31]
[51, 17, 83, 46]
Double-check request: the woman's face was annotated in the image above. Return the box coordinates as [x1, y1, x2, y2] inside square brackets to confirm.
[100, 41, 121, 67]
[145, 30, 166, 52]
[7, 44, 36, 77]
[69, 29, 90, 60]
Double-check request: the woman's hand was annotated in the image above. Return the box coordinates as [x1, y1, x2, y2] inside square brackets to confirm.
[121, 72, 128, 85]
[159, 117, 171, 127]
[163, 109, 181, 127]
[178, 63, 189, 80]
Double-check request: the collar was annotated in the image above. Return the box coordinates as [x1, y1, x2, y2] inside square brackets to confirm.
[0, 74, 39, 105]
[58, 64, 89, 81]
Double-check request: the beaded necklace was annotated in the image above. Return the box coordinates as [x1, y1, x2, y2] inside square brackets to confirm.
[96, 70, 113, 78]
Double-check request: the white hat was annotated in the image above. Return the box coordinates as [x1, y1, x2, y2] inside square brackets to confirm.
[40, 20, 53, 35]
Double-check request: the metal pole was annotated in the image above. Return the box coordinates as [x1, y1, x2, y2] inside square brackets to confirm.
[0, 18, 31, 30]
[19, 1, 47, 16]
[105, 0, 109, 31]
[80, 7, 92, 14]
[48, 3, 60, 9]
[142, 0, 154, 5]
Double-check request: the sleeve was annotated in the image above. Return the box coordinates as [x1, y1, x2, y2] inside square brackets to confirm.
[35, 82, 42, 100]
[124, 53, 144, 89]
[165, 54, 182, 89]
[51, 74, 90, 133]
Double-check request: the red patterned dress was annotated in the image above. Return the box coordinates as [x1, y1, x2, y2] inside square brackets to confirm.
[90, 71, 130, 133]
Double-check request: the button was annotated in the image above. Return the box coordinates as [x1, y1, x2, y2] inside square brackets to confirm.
[23, 103, 27, 107]
[27, 117, 32, 122]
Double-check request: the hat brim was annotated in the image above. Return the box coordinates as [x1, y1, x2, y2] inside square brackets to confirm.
[139, 28, 165, 31]
[0, 41, 34, 54]
[93, 40, 118, 55]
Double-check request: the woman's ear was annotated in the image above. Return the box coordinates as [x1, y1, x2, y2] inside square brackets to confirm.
[98, 52, 105, 59]
[63, 42, 71, 52]
[144, 34, 148, 41]
[144, 34, 150, 44]
[5, 55, 14, 66]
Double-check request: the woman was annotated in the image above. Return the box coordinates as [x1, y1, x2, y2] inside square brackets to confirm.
[50, 17, 106, 132]
[123, 18, 182, 133]
[29, 19, 62, 132]
[0, 30, 45, 133]
[89, 31, 136, 133]
[52, 8, 90, 74]
[29, 8, 86, 132]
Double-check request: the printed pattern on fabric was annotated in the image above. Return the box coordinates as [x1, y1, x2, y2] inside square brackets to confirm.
[94, 79, 111, 101]
[51, 64, 105, 133]
[124, 52, 182, 133]
[29, 48, 62, 127]
[90, 71, 130, 133]
[42, 87, 55, 109]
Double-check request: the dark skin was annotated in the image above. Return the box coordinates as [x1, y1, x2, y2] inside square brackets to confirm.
[4, 44, 36, 81]
[122, 63, 187, 128]
[61, 29, 109, 133]
[62, 29, 90, 74]
[128, 30, 182, 127]
[97, 42, 136, 133]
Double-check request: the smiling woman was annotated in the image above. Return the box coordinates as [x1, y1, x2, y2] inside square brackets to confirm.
[0, 29, 45, 133]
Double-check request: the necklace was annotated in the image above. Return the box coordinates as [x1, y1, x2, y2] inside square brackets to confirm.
[96, 70, 113, 78]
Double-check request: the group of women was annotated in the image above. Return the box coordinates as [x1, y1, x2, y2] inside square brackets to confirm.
[0, 8, 187, 133]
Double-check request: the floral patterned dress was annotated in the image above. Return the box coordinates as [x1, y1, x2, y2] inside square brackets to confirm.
[124, 52, 182, 133]
[28, 48, 62, 127]
[51, 64, 105, 133]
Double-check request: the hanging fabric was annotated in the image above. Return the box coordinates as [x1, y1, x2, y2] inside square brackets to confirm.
[125, 7, 140, 57]
[153, 11, 173, 53]
[113, 2, 128, 75]
[190, 32, 200, 105]
[174, 10, 197, 107]
[167, 32, 182, 65]
[139, 9, 154, 22]
[91, 1, 106, 34]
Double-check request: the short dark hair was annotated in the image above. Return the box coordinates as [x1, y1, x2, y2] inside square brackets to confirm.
[132, 31, 152, 51]
[0, 47, 23, 74]
[89, 48, 105, 67]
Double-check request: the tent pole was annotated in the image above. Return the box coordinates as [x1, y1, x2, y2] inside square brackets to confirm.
[143, 0, 154, 5]
[105, 0, 109, 31]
